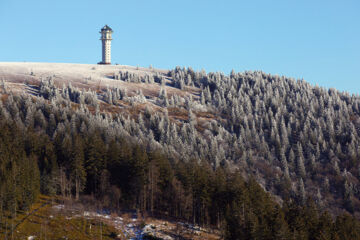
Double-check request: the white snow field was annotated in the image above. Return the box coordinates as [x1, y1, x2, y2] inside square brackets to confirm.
[0, 62, 194, 98]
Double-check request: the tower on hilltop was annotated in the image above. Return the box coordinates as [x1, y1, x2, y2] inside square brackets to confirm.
[99, 25, 113, 65]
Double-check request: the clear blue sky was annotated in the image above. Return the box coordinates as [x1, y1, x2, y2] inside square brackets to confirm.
[0, 0, 359, 93]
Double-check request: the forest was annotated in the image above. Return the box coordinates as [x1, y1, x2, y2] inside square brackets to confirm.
[0, 108, 360, 239]
[0, 65, 360, 239]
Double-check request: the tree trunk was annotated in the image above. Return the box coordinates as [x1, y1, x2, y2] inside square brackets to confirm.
[59, 167, 66, 198]
[150, 164, 154, 215]
[75, 174, 80, 201]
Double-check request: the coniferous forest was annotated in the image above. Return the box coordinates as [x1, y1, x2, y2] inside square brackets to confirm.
[1, 65, 360, 239]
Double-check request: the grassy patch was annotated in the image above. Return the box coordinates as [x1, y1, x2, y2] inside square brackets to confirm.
[0, 195, 118, 240]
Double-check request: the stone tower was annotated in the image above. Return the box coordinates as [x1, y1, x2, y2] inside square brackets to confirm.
[99, 25, 113, 65]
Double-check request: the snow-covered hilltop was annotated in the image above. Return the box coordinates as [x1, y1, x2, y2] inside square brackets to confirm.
[0, 62, 170, 95]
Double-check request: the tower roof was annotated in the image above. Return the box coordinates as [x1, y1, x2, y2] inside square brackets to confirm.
[101, 25, 113, 32]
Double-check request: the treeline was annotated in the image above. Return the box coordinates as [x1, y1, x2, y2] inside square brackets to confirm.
[1, 116, 360, 239]
[0, 121, 40, 216]
[168, 67, 360, 216]
[1, 63, 360, 237]
[35, 66, 360, 217]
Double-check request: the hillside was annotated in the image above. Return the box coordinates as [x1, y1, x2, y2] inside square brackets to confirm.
[0, 194, 221, 240]
[0, 62, 360, 238]
[0, 62, 179, 97]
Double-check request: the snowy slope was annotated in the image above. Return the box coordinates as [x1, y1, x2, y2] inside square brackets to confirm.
[0, 62, 193, 98]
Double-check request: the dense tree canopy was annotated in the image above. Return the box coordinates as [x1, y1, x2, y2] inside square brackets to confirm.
[1, 66, 360, 238]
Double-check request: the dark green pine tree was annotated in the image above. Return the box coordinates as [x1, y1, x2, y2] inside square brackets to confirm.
[148, 150, 173, 212]
[131, 145, 149, 211]
[191, 161, 212, 226]
[84, 132, 106, 195]
[334, 214, 360, 240]
[210, 167, 227, 228]
[18, 155, 40, 210]
[70, 135, 86, 200]
[314, 211, 333, 240]
[271, 206, 291, 240]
